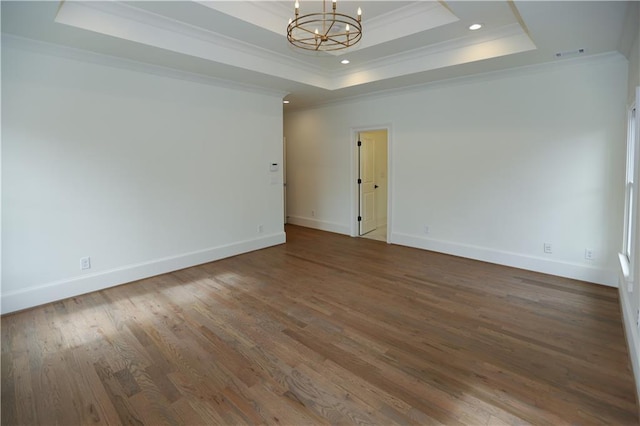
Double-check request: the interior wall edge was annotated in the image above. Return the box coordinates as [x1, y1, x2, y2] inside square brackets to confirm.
[286, 216, 350, 236]
[0, 232, 286, 315]
[391, 232, 618, 288]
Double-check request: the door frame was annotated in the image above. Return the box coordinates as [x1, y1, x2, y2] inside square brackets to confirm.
[283, 136, 287, 224]
[350, 124, 392, 242]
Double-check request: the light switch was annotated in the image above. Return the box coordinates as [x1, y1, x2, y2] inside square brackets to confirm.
[270, 163, 279, 172]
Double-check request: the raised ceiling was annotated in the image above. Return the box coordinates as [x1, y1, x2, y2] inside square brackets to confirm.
[1, 1, 637, 109]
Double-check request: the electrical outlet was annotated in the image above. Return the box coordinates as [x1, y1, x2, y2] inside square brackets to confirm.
[584, 249, 594, 260]
[80, 256, 91, 270]
[311, 210, 316, 217]
[424, 225, 429, 235]
[543, 243, 553, 254]
[257, 224, 263, 233]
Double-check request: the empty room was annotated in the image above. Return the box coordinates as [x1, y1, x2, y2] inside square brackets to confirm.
[2, 0, 640, 424]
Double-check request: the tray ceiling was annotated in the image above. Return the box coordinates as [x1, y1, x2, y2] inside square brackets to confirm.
[1, 1, 636, 108]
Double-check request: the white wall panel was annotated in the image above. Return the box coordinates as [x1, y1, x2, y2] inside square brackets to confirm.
[285, 54, 628, 287]
[2, 41, 285, 313]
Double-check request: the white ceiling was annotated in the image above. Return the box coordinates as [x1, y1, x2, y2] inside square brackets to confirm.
[1, 1, 637, 109]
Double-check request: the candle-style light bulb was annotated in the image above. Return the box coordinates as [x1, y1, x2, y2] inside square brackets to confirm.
[345, 23, 350, 33]
[357, 7, 362, 21]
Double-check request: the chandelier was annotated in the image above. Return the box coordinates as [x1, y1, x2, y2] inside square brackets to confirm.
[287, 0, 362, 51]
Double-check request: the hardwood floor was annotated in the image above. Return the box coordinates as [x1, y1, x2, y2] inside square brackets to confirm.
[2, 225, 638, 425]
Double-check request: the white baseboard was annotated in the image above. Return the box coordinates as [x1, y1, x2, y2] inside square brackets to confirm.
[619, 276, 640, 408]
[391, 232, 617, 287]
[286, 215, 350, 235]
[1, 232, 286, 315]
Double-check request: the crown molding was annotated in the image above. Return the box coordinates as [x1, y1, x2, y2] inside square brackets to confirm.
[295, 51, 626, 112]
[50, 1, 535, 93]
[329, 23, 536, 90]
[362, 1, 458, 49]
[359, 23, 532, 72]
[55, 1, 333, 88]
[2, 34, 290, 99]
[196, 1, 292, 35]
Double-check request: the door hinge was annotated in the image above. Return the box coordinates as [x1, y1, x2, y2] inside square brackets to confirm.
[357, 216, 362, 222]
[357, 140, 362, 146]
[357, 178, 362, 184]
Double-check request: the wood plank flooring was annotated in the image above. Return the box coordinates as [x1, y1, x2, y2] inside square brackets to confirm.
[2, 225, 638, 425]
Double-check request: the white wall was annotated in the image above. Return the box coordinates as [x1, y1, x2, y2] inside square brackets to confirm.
[284, 110, 352, 234]
[1, 38, 285, 314]
[619, 13, 640, 408]
[627, 5, 640, 106]
[285, 54, 628, 286]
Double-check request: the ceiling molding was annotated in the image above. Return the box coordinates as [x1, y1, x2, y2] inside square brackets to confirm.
[293, 51, 627, 112]
[361, 2, 458, 49]
[331, 23, 536, 90]
[196, 1, 292, 36]
[55, 1, 333, 88]
[2, 34, 290, 99]
[2, 0, 629, 109]
[54, 1, 532, 92]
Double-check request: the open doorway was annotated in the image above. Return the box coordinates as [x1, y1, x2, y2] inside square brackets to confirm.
[357, 129, 388, 242]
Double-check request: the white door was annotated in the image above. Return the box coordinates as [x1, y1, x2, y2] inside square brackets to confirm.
[359, 136, 376, 235]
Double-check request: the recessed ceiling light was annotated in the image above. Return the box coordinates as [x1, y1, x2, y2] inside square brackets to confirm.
[340, 59, 350, 65]
[283, 100, 290, 104]
[469, 23, 483, 31]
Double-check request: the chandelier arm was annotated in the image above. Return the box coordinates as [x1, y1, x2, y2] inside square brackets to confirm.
[321, 19, 338, 38]
[288, 37, 362, 50]
[315, 19, 336, 50]
[292, 35, 324, 43]
[325, 35, 351, 48]
[329, 32, 362, 48]
[289, 22, 319, 37]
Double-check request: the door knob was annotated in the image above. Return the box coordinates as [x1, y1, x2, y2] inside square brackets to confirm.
[374, 184, 379, 189]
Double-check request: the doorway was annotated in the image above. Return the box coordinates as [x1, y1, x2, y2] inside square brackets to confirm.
[356, 129, 389, 242]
